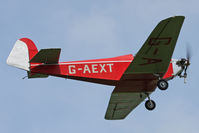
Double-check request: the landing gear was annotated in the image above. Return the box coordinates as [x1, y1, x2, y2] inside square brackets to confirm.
[143, 79, 169, 111]
[157, 79, 168, 90]
[145, 100, 156, 110]
[144, 93, 156, 111]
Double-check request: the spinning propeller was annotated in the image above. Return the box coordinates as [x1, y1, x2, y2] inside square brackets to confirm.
[177, 44, 192, 83]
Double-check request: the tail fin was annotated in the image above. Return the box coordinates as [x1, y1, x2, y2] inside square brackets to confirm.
[7, 38, 38, 71]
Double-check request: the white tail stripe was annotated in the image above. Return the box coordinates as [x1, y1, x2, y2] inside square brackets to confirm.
[7, 40, 30, 71]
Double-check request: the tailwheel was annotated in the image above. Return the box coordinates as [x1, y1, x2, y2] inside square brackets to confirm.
[145, 100, 156, 111]
[157, 79, 168, 90]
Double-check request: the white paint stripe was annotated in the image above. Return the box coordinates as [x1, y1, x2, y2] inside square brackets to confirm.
[59, 60, 132, 65]
[30, 60, 132, 67]
[78, 68, 82, 70]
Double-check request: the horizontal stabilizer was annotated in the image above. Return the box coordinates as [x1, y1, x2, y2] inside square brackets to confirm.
[27, 72, 49, 79]
[30, 48, 61, 64]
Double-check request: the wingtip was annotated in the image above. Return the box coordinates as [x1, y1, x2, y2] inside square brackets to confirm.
[168, 15, 185, 20]
[172, 15, 185, 19]
[158, 15, 185, 25]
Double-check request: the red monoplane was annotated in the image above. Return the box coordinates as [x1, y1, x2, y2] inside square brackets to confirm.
[7, 16, 189, 120]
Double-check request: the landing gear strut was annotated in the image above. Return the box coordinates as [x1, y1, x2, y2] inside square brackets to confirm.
[144, 79, 169, 110]
[145, 93, 156, 111]
[157, 79, 168, 90]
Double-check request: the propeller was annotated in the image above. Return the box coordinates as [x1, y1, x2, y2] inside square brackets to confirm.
[179, 44, 192, 83]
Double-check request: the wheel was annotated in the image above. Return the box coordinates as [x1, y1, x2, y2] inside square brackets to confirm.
[157, 79, 168, 90]
[145, 100, 156, 111]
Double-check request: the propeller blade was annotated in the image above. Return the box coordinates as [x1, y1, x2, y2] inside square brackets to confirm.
[186, 43, 192, 61]
[182, 43, 192, 84]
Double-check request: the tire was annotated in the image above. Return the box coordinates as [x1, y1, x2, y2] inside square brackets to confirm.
[157, 79, 168, 90]
[145, 100, 156, 111]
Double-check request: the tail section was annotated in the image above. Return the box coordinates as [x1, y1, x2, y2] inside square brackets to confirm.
[7, 38, 38, 71]
[7, 38, 60, 79]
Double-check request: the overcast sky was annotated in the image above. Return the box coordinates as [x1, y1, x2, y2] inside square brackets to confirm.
[0, 0, 198, 133]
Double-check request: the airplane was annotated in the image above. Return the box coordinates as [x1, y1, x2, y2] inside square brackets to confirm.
[7, 16, 190, 120]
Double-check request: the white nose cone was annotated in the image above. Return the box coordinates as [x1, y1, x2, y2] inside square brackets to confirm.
[171, 59, 183, 76]
[7, 40, 30, 71]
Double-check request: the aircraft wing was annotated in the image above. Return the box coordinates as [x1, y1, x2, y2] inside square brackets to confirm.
[105, 16, 185, 120]
[105, 91, 147, 120]
[105, 80, 157, 120]
[123, 16, 185, 79]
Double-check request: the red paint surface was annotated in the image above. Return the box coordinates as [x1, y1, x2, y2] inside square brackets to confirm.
[163, 62, 174, 79]
[20, 38, 38, 60]
[30, 54, 175, 81]
[20, 36, 175, 82]
[31, 54, 133, 81]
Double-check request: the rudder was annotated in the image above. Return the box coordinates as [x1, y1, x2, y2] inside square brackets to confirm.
[7, 38, 38, 71]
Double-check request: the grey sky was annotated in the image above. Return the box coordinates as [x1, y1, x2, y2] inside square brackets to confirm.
[0, 0, 198, 133]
